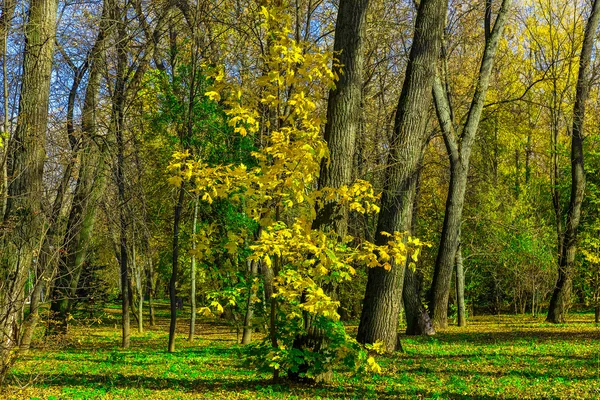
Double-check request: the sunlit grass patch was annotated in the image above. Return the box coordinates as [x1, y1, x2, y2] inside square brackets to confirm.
[2, 313, 600, 399]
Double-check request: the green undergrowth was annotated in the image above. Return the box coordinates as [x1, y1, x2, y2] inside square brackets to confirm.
[2, 311, 600, 399]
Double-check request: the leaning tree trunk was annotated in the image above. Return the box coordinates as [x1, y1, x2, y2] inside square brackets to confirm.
[429, 0, 511, 330]
[357, 0, 447, 352]
[547, 0, 600, 324]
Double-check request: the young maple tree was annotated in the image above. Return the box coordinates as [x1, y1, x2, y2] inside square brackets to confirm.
[168, 4, 422, 379]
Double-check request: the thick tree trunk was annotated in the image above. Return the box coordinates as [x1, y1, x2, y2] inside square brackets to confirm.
[313, 0, 369, 237]
[21, 47, 89, 349]
[429, 0, 511, 330]
[288, 0, 369, 381]
[168, 185, 185, 352]
[357, 0, 447, 352]
[189, 196, 198, 341]
[1, 0, 56, 363]
[547, 0, 600, 323]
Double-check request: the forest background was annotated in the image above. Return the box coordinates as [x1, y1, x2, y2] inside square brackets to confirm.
[1, 0, 600, 395]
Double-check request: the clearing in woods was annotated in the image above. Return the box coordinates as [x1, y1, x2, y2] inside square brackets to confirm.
[3, 306, 600, 399]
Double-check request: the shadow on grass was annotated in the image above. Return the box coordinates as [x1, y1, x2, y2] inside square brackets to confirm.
[403, 329, 600, 345]
[398, 364, 599, 381]
[6, 372, 523, 399]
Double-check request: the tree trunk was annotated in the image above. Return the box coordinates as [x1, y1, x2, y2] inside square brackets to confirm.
[1, 0, 57, 370]
[113, 3, 130, 348]
[241, 260, 259, 344]
[288, 0, 369, 381]
[189, 195, 198, 341]
[312, 0, 369, 237]
[148, 260, 156, 326]
[133, 244, 143, 333]
[547, 0, 600, 324]
[168, 185, 185, 352]
[357, 0, 447, 352]
[429, 0, 511, 330]
[455, 241, 466, 327]
[403, 267, 435, 335]
[21, 45, 89, 349]
[0, 0, 16, 219]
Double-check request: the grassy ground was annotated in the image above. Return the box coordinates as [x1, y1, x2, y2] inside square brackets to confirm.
[2, 307, 600, 399]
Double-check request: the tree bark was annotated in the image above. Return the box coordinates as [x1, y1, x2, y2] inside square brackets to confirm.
[357, 0, 447, 352]
[403, 267, 435, 335]
[0, 0, 57, 372]
[546, 0, 600, 324]
[313, 0, 369, 237]
[20, 43, 90, 349]
[429, 0, 511, 330]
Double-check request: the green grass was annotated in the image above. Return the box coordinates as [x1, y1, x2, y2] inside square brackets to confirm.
[2, 309, 600, 399]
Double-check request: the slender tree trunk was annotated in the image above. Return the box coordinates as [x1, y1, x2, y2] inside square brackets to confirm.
[0, 0, 16, 218]
[148, 259, 156, 326]
[189, 195, 198, 341]
[429, 0, 511, 330]
[133, 244, 143, 333]
[168, 185, 185, 352]
[241, 260, 259, 344]
[547, 0, 600, 324]
[455, 241, 466, 327]
[113, 6, 130, 348]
